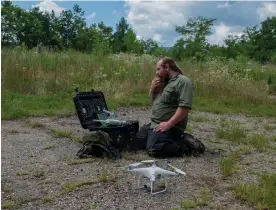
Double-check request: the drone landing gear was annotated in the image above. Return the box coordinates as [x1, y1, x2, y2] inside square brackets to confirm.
[137, 175, 168, 196]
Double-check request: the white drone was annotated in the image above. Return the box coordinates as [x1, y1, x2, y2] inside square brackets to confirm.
[126, 159, 186, 195]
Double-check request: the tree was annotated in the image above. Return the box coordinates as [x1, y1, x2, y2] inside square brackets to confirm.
[112, 17, 129, 53]
[123, 29, 143, 54]
[174, 16, 216, 61]
[58, 4, 86, 49]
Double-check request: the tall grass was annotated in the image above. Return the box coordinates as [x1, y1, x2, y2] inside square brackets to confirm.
[2, 48, 276, 119]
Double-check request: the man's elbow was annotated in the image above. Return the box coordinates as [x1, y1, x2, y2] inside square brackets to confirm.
[178, 106, 191, 115]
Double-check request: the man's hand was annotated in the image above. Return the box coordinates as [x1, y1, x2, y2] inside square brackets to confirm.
[154, 121, 173, 132]
[149, 77, 165, 94]
[154, 107, 190, 132]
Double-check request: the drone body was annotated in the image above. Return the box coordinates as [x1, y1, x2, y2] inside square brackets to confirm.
[127, 160, 186, 195]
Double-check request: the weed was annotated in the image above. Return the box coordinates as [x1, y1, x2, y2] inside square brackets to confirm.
[121, 151, 149, 161]
[61, 173, 116, 193]
[233, 172, 276, 210]
[62, 179, 96, 193]
[41, 196, 52, 203]
[244, 134, 269, 151]
[97, 173, 117, 183]
[43, 143, 55, 150]
[51, 129, 73, 138]
[263, 124, 276, 130]
[2, 52, 276, 120]
[185, 124, 195, 133]
[7, 129, 19, 134]
[215, 123, 247, 143]
[67, 158, 94, 165]
[32, 169, 45, 179]
[220, 145, 254, 178]
[179, 188, 212, 209]
[2, 200, 14, 209]
[16, 170, 29, 176]
[220, 152, 239, 178]
[189, 115, 212, 123]
[26, 120, 45, 128]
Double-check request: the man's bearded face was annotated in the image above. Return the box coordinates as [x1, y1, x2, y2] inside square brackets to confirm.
[155, 61, 169, 81]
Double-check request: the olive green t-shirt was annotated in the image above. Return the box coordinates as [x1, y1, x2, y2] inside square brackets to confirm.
[150, 74, 193, 132]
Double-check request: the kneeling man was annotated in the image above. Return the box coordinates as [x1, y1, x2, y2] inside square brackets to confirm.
[135, 57, 194, 157]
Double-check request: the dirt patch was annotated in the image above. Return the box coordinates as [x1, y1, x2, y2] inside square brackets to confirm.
[2, 107, 276, 210]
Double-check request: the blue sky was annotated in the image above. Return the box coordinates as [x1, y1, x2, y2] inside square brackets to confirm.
[12, 1, 276, 47]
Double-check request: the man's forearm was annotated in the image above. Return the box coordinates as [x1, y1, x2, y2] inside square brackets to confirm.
[167, 107, 189, 128]
[149, 89, 157, 104]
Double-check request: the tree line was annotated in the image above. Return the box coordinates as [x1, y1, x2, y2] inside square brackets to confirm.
[1, 1, 276, 63]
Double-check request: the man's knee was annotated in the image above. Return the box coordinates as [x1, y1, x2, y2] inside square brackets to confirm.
[129, 123, 150, 151]
[146, 131, 181, 157]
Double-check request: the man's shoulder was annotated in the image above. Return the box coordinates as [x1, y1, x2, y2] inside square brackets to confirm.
[177, 74, 193, 86]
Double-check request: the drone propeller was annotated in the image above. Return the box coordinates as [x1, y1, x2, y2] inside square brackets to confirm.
[127, 160, 156, 169]
[167, 164, 186, 175]
[129, 162, 143, 167]
[141, 160, 156, 164]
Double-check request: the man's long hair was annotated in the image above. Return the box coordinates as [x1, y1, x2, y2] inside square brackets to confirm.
[160, 57, 184, 75]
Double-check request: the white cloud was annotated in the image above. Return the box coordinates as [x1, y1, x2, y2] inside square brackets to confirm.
[32, 0, 65, 16]
[257, 3, 276, 21]
[125, 1, 192, 46]
[87, 12, 96, 20]
[208, 23, 243, 46]
[124, 1, 275, 47]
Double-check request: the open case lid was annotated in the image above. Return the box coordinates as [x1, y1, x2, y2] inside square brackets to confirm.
[73, 88, 110, 129]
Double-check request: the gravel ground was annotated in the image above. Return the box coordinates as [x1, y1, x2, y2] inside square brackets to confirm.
[1, 107, 276, 210]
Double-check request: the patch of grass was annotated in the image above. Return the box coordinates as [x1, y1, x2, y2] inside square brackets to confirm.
[7, 129, 19, 134]
[208, 137, 223, 143]
[87, 202, 100, 210]
[2, 91, 276, 121]
[215, 123, 247, 143]
[179, 188, 212, 209]
[271, 135, 276, 142]
[51, 129, 84, 142]
[43, 143, 56, 150]
[62, 179, 97, 193]
[220, 152, 240, 178]
[193, 95, 276, 117]
[62, 173, 116, 193]
[32, 169, 45, 179]
[67, 158, 94, 165]
[244, 134, 270, 151]
[97, 173, 117, 183]
[2, 200, 14, 209]
[233, 172, 276, 210]
[41, 196, 52, 204]
[220, 146, 254, 178]
[185, 123, 195, 133]
[16, 170, 29, 176]
[70, 136, 83, 142]
[263, 124, 276, 130]
[2, 52, 276, 120]
[1, 91, 75, 120]
[189, 114, 212, 123]
[51, 129, 73, 138]
[216, 121, 271, 151]
[25, 120, 45, 128]
[121, 151, 149, 161]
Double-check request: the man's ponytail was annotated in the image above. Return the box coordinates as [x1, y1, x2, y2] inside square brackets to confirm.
[161, 57, 183, 75]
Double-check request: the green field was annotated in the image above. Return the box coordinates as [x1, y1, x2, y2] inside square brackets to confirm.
[2, 49, 276, 120]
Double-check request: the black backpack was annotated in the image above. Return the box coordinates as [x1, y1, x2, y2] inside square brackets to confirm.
[76, 131, 121, 160]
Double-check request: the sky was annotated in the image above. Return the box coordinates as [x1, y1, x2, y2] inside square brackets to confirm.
[12, 0, 276, 47]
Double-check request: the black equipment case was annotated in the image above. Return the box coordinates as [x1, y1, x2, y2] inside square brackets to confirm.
[73, 88, 139, 151]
